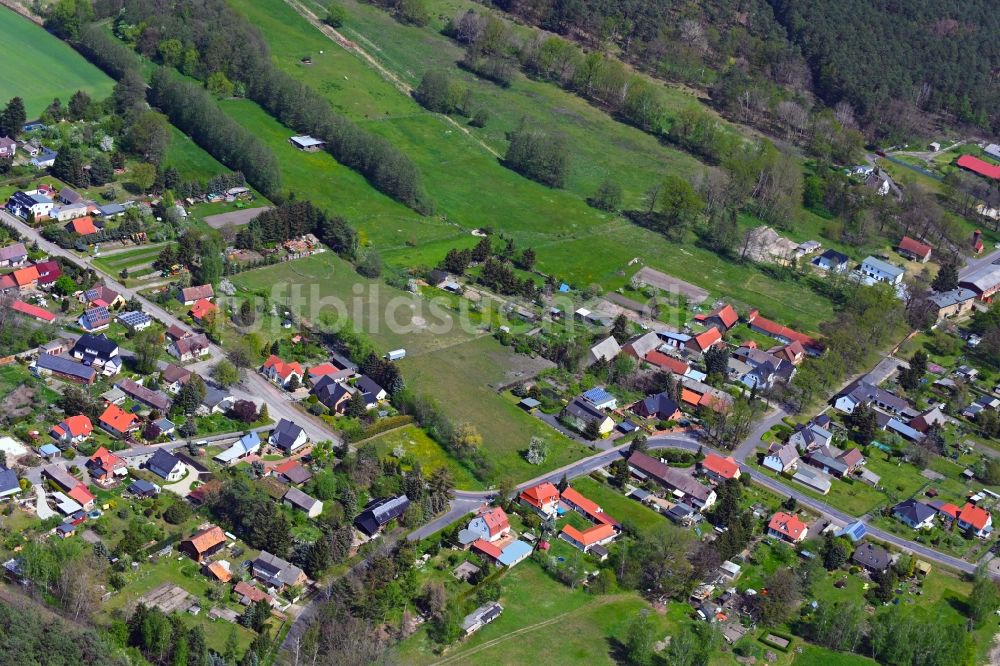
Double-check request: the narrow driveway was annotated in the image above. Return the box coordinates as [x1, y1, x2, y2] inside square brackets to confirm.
[34, 486, 56, 520]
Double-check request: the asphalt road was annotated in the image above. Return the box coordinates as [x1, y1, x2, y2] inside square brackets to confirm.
[404, 410, 979, 577]
[2, 210, 340, 446]
[960, 246, 1000, 281]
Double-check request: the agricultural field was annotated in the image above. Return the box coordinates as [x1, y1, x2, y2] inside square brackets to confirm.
[231, 252, 592, 483]
[222, 0, 836, 331]
[0, 8, 115, 117]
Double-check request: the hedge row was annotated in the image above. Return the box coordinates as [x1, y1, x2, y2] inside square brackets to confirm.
[347, 415, 416, 443]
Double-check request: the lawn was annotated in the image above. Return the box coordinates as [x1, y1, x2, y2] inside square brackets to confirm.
[861, 453, 929, 503]
[570, 476, 666, 533]
[0, 8, 115, 117]
[750, 463, 885, 517]
[163, 125, 232, 181]
[98, 554, 259, 654]
[220, 0, 837, 330]
[231, 252, 591, 483]
[93, 243, 172, 274]
[792, 646, 877, 665]
[394, 559, 687, 665]
[370, 425, 484, 490]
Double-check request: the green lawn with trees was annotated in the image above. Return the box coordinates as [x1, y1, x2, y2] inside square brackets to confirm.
[0, 7, 115, 117]
[231, 251, 590, 483]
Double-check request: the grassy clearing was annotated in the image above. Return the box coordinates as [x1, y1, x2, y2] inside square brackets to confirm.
[0, 8, 115, 117]
[231, 252, 590, 482]
[570, 476, 666, 533]
[298, 0, 702, 207]
[92, 244, 171, 275]
[163, 125, 231, 181]
[394, 559, 686, 665]
[369, 424, 484, 490]
[98, 552, 259, 653]
[221, 0, 837, 330]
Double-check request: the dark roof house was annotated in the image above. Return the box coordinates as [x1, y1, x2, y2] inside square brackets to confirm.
[354, 495, 410, 536]
[852, 543, 890, 572]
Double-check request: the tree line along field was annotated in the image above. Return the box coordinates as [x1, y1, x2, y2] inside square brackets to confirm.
[219, 0, 836, 331]
[0, 8, 115, 117]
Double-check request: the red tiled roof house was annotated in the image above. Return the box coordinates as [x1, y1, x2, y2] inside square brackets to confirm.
[86, 446, 127, 487]
[957, 503, 992, 538]
[700, 452, 741, 482]
[50, 415, 93, 444]
[99, 404, 138, 438]
[180, 525, 228, 562]
[560, 523, 617, 555]
[768, 511, 808, 543]
[519, 482, 560, 519]
[262, 355, 303, 389]
[898, 236, 932, 263]
[468, 506, 511, 543]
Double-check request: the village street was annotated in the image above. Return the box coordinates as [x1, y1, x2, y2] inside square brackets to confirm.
[1, 210, 341, 446]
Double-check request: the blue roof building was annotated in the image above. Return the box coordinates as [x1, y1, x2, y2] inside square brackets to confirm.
[127, 479, 158, 497]
[837, 521, 867, 542]
[215, 431, 261, 464]
[32, 353, 96, 384]
[497, 540, 533, 567]
[0, 466, 20, 498]
[38, 443, 61, 458]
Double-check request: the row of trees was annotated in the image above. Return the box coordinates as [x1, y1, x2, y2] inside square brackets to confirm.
[448, 11, 672, 134]
[148, 70, 282, 197]
[97, 0, 430, 212]
[783, 281, 906, 412]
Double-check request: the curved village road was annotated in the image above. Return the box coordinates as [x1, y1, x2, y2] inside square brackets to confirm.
[410, 419, 979, 576]
[1, 210, 340, 447]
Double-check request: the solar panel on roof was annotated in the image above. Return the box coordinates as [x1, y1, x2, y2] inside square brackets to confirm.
[86, 306, 110, 321]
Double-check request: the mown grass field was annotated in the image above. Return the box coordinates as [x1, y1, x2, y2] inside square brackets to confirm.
[231, 252, 592, 483]
[570, 476, 666, 533]
[0, 8, 115, 117]
[163, 125, 232, 181]
[370, 424, 484, 490]
[93, 243, 171, 274]
[222, 0, 836, 330]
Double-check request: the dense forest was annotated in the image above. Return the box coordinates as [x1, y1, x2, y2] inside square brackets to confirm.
[479, 0, 1000, 139]
[771, 0, 1000, 132]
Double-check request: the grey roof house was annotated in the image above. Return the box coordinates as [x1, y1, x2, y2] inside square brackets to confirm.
[354, 495, 410, 536]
